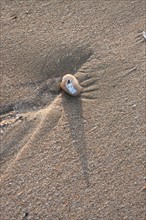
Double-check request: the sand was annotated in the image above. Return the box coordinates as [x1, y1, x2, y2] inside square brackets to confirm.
[0, 0, 145, 219]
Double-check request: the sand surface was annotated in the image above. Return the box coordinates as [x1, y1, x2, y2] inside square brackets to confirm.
[0, 0, 145, 219]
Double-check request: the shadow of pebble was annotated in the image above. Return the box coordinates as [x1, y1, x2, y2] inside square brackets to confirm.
[61, 94, 90, 187]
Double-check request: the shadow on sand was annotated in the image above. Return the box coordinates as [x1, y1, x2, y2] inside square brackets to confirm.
[61, 93, 90, 187]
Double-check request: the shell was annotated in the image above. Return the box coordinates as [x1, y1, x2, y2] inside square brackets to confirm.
[60, 74, 82, 96]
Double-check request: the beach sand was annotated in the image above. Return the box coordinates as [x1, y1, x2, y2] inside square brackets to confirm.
[0, 0, 145, 219]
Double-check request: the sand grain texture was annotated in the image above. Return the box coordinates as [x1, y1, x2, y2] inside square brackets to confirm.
[0, 0, 145, 219]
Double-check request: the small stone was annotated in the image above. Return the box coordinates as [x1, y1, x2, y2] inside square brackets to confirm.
[60, 74, 82, 96]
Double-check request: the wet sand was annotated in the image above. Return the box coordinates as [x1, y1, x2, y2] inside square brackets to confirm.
[0, 0, 145, 219]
